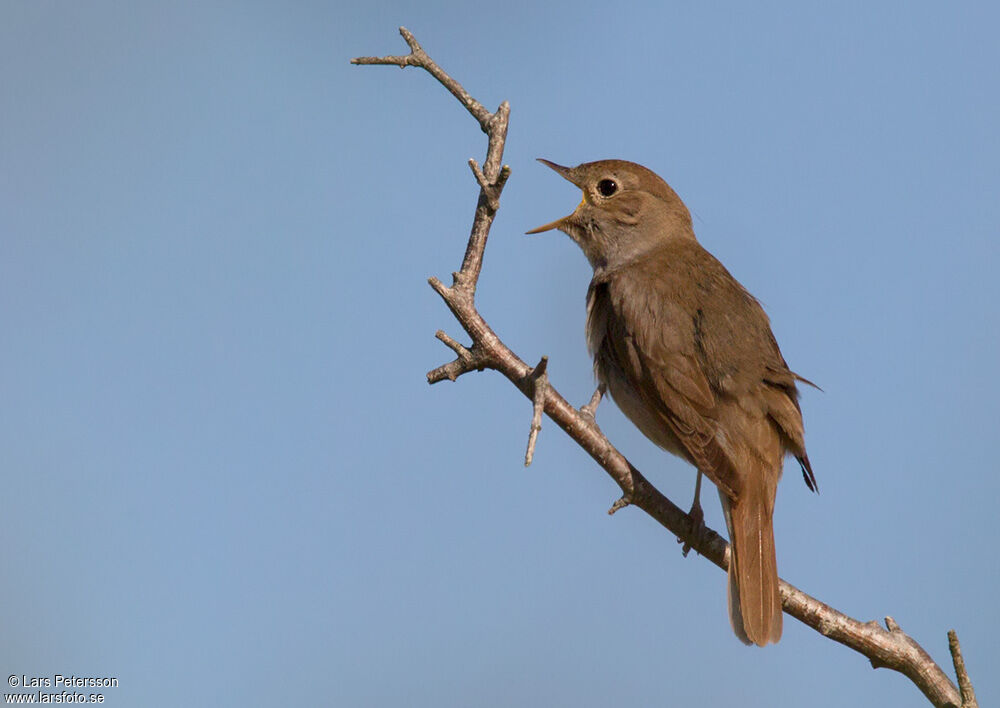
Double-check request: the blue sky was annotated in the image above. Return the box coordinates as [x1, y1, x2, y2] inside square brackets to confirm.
[1, 2, 997, 706]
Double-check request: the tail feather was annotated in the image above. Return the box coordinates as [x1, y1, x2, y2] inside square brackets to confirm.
[797, 453, 818, 493]
[721, 476, 782, 646]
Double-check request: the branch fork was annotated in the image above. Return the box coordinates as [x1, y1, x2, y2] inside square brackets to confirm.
[427, 330, 487, 383]
[470, 159, 511, 212]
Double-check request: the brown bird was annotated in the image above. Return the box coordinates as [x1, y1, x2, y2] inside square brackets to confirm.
[528, 159, 816, 646]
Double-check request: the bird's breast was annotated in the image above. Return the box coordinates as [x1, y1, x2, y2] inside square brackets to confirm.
[587, 280, 692, 464]
[594, 344, 690, 461]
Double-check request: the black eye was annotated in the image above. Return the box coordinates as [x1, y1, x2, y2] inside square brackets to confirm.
[597, 179, 617, 197]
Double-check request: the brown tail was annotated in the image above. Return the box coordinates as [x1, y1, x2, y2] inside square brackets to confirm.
[721, 471, 782, 646]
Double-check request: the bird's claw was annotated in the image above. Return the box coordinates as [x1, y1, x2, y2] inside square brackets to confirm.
[678, 501, 706, 557]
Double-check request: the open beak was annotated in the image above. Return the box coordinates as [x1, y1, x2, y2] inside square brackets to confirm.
[525, 216, 570, 235]
[536, 158, 578, 183]
[526, 159, 583, 234]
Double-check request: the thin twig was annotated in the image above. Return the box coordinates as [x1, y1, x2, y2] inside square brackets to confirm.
[948, 630, 978, 708]
[607, 495, 630, 515]
[524, 356, 549, 466]
[580, 383, 605, 420]
[352, 27, 493, 131]
[355, 29, 973, 708]
[427, 330, 487, 383]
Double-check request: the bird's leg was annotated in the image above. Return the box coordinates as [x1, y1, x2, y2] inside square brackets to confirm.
[679, 470, 706, 557]
[579, 383, 606, 421]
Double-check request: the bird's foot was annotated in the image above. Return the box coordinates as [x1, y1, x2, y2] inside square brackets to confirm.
[678, 501, 706, 557]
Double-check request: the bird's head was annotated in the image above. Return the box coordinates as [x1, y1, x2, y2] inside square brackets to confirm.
[527, 159, 694, 272]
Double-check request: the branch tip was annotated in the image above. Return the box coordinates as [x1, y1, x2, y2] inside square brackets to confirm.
[948, 629, 978, 708]
[428, 276, 451, 299]
[427, 361, 466, 384]
[469, 158, 487, 187]
[608, 496, 631, 515]
[435, 330, 470, 358]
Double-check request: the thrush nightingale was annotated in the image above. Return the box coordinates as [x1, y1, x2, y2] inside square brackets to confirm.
[528, 159, 816, 646]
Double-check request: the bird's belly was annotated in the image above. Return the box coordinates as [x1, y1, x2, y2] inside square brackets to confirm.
[601, 362, 692, 465]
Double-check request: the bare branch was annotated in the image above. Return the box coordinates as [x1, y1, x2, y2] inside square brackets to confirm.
[524, 356, 549, 466]
[353, 29, 510, 294]
[456, 101, 509, 288]
[427, 330, 488, 383]
[351, 27, 493, 131]
[356, 29, 974, 708]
